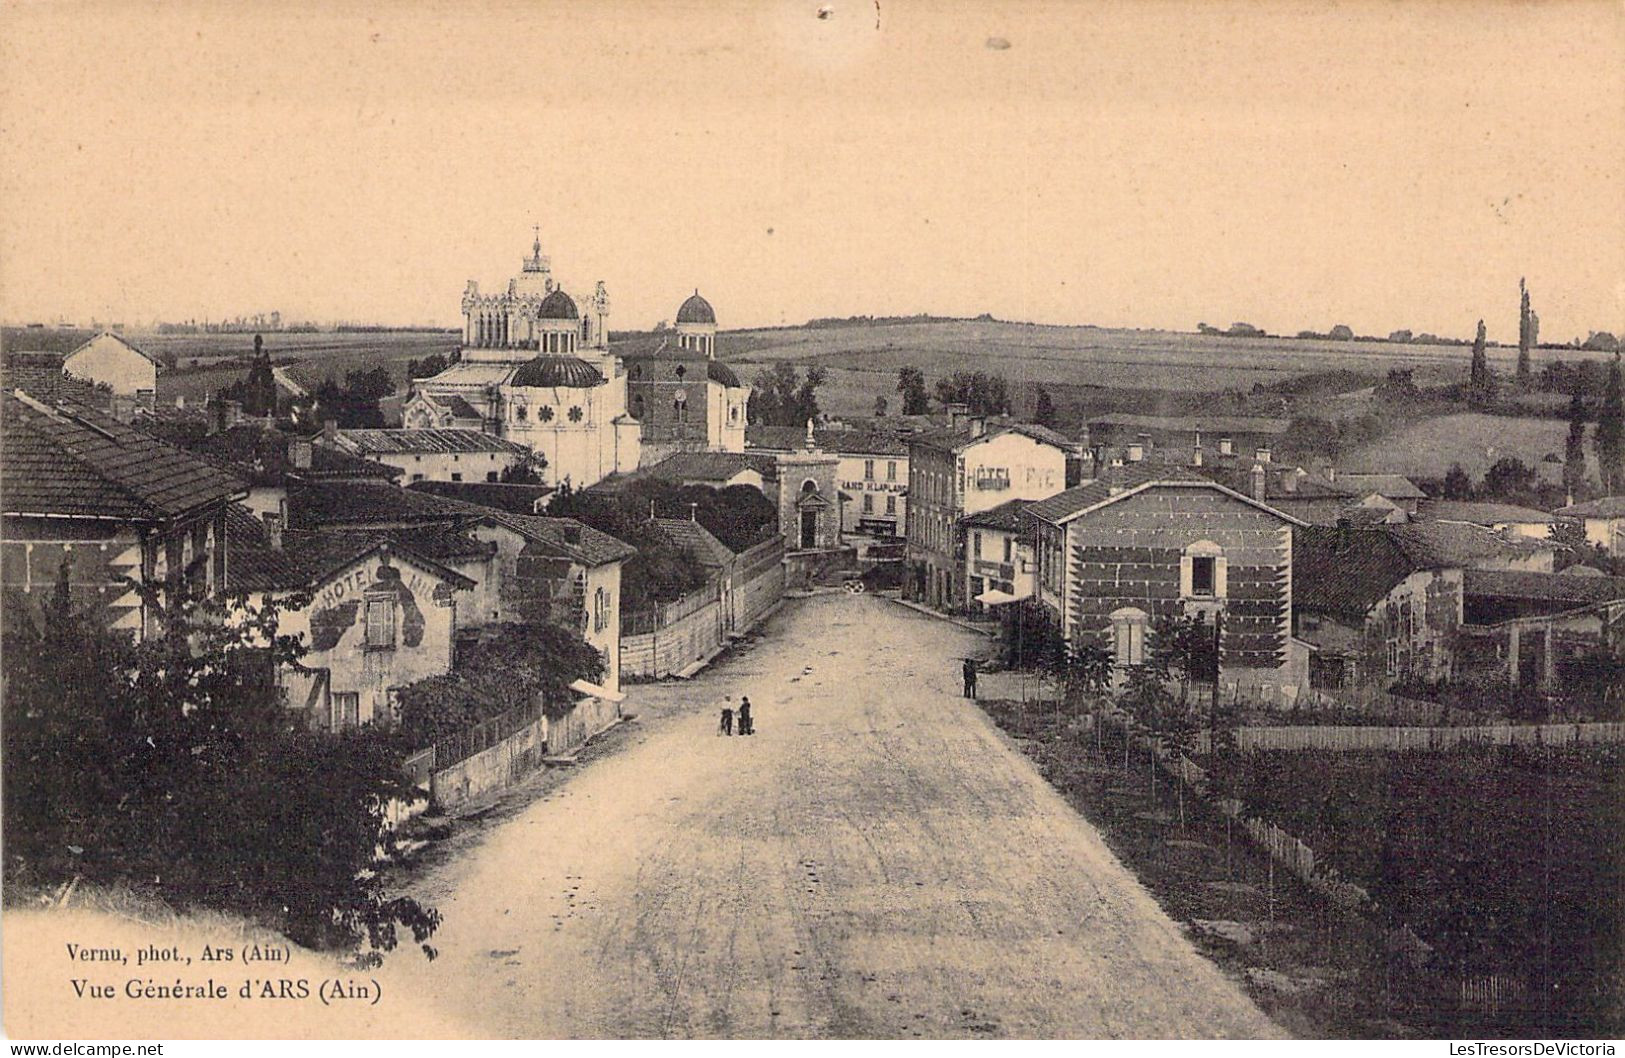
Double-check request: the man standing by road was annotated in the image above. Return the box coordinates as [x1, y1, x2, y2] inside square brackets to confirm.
[738, 696, 754, 736]
[962, 658, 978, 699]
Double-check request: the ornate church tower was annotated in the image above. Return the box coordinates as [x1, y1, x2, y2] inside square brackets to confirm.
[675, 290, 717, 358]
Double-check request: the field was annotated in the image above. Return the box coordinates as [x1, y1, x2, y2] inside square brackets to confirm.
[1341, 412, 1572, 483]
[1224, 745, 1624, 1035]
[713, 319, 1589, 419]
[143, 331, 460, 406]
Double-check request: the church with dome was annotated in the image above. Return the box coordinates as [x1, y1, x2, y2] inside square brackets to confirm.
[618, 289, 749, 465]
[403, 232, 749, 488]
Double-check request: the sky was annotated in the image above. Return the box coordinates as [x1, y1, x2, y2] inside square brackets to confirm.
[1, 0, 1621, 342]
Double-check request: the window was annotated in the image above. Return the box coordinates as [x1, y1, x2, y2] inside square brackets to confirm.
[1110, 608, 1149, 666]
[538, 405, 554, 422]
[1181, 541, 1227, 600]
[451, 473, 463, 482]
[973, 532, 982, 558]
[568, 405, 583, 423]
[1003, 536, 1012, 563]
[864, 459, 875, 480]
[487, 471, 499, 482]
[331, 692, 360, 731]
[1219, 437, 1234, 456]
[411, 473, 424, 482]
[862, 493, 874, 513]
[365, 596, 395, 649]
[886, 494, 897, 515]
[516, 405, 528, 421]
[1191, 556, 1216, 597]
[887, 461, 897, 481]
[593, 586, 611, 633]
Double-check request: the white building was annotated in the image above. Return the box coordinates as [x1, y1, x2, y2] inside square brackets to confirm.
[1555, 496, 1625, 553]
[330, 428, 533, 483]
[405, 233, 641, 489]
[62, 332, 159, 398]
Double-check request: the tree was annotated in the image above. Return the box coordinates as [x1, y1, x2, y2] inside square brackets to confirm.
[1480, 456, 1538, 504]
[407, 353, 449, 379]
[933, 371, 1011, 416]
[1032, 385, 1058, 428]
[896, 366, 930, 415]
[313, 367, 394, 428]
[1563, 387, 1589, 501]
[1517, 277, 1538, 385]
[1442, 463, 1473, 500]
[1598, 353, 1624, 494]
[1, 565, 438, 963]
[1467, 319, 1497, 408]
[1328, 324, 1355, 341]
[748, 362, 825, 427]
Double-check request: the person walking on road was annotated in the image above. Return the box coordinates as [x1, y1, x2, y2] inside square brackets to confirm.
[962, 658, 978, 699]
[720, 696, 734, 736]
[738, 696, 754, 736]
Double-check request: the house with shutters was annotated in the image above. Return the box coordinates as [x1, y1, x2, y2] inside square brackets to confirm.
[1, 391, 245, 638]
[1291, 524, 1464, 689]
[905, 412, 1073, 610]
[963, 498, 1037, 610]
[1026, 463, 1307, 695]
[225, 508, 475, 730]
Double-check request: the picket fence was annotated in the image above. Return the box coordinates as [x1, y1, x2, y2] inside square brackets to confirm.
[1191, 720, 1625, 755]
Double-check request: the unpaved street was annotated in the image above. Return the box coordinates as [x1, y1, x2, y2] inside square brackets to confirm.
[387, 595, 1280, 1038]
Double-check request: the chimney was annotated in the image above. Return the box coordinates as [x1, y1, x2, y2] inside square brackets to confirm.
[1192, 445, 1204, 467]
[1126, 442, 1144, 463]
[323, 418, 338, 443]
[1282, 469, 1298, 493]
[1255, 446, 1272, 464]
[947, 402, 969, 431]
[689, 502, 699, 523]
[968, 415, 987, 439]
[1251, 463, 1267, 501]
[288, 436, 313, 470]
[262, 512, 284, 550]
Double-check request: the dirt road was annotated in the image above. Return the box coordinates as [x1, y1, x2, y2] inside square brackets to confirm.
[385, 594, 1280, 1038]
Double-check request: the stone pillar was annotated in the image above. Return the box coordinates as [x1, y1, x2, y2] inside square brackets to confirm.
[1507, 623, 1521, 687]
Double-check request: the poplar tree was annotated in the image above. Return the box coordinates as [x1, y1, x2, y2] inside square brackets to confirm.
[1597, 353, 1624, 494]
[1563, 387, 1588, 501]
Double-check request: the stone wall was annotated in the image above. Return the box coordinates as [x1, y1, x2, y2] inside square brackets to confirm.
[429, 713, 547, 811]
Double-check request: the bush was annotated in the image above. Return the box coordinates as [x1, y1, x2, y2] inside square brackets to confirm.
[1, 571, 437, 964]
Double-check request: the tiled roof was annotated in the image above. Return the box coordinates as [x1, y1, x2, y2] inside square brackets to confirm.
[1386, 520, 1554, 567]
[225, 505, 475, 593]
[1556, 496, 1625, 518]
[1336, 473, 1427, 501]
[907, 419, 1077, 455]
[643, 451, 762, 484]
[174, 424, 399, 486]
[65, 331, 160, 368]
[2, 391, 246, 523]
[1199, 465, 1353, 501]
[651, 518, 735, 567]
[288, 481, 469, 529]
[746, 425, 910, 456]
[961, 498, 1034, 531]
[406, 480, 556, 515]
[1024, 464, 1216, 524]
[2, 350, 112, 408]
[1293, 526, 1426, 620]
[401, 490, 636, 567]
[335, 428, 531, 456]
[1420, 500, 1556, 525]
[1464, 568, 1625, 609]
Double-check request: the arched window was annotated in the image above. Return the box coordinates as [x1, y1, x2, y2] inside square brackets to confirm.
[1181, 540, 1227, 600]
[631, 394, 645, 418]
[801, 478, 817, 494]
[1108, 607, 1149, 667]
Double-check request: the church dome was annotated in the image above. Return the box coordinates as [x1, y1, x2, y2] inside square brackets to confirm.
[537, 288, 580, 320]
[706, 360, 742, 387]
[509, 354, 605, 389]
[676, 291, 716, 325]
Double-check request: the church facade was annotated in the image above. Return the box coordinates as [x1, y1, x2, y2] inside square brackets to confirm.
[404, 234, 640, 489]
[619, 291, 749, 465]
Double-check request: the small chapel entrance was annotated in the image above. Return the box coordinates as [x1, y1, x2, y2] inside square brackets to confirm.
[800, 509, 818, 550]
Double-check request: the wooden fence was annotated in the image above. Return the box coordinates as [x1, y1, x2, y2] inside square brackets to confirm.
[433, 699, 545, 769]
[621, 539, 785, 680]
[1192, 720, 1625, 755]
